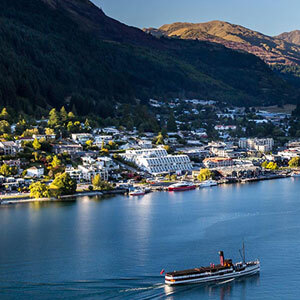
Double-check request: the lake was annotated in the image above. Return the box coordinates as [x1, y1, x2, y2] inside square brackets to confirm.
[0, 178, 300, 299]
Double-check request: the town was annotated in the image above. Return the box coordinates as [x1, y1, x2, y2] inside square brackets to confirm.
[0, 98, 300, 203]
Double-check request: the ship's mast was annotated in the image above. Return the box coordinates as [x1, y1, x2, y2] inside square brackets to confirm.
[242, 241, 246, 264]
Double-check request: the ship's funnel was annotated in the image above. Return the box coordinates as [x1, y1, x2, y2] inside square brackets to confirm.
[218, 251, 224, 266]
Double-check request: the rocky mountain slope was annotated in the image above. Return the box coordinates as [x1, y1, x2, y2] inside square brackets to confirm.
[146, 21, 300, 66]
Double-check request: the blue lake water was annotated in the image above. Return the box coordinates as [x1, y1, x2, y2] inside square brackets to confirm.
[0, 178, 300, 299]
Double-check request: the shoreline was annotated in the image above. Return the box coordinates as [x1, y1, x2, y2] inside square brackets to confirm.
[0, 175, 293, 205]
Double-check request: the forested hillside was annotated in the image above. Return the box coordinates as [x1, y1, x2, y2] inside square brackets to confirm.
[0, 0, 297, 117]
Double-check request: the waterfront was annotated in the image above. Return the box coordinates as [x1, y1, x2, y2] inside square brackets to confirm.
[0, 178, 300, 299]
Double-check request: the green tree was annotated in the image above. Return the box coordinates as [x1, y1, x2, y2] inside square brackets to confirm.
[32, 138, 41, 150]
[0, 164, 10, 176]
[197, 168, 213, 182]
[60, 106, 68, 123]
[0, 108, 10, 121]
[0, 120, 10, 134]
[68, 111, 75, 120]
[48, 108, 60, 127]
[84, 118, 91, 130]
[167, 113, 177, 132]
[29, 181, 50, 199]
[289, 157, 300, 168]
[67, 121, 74, 132]
[50, 173, 77, 196]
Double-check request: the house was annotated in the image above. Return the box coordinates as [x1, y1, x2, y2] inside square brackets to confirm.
[138, 139, 153, 149]
[26, 166, 44, 178]
[71, 133, 93, 144]
[53, 142, 83, 155]
[94, 135, 113, 146]
[203, 157, 234, 169]
[0, 141, 20, 155]
[32, 134, 56, 141]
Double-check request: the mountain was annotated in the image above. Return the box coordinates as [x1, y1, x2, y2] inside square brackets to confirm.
[0, 0, 297, 117]
[147, 21, 300, 66]
[276, 30, 300, 46]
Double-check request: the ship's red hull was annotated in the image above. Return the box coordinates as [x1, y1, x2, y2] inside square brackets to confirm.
[168, 185, 196, 192]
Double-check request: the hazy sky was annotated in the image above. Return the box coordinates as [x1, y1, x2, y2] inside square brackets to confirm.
[92, 0, 300, 36]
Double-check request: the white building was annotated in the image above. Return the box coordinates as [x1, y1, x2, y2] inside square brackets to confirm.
[0, 141, 20, 155]
[238, 138, 274, 153]
[94, 135, 113, 146]
[26, 166, 44, 178]
[71, 133, 93, 144]
[122, 148, 192, 175]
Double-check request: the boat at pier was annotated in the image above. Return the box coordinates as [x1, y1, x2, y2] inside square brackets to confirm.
[199, 180, 218, 188]
[129, 189, 145, 196]
[164, 243, 260, 285]
[168, 182, 196, 192]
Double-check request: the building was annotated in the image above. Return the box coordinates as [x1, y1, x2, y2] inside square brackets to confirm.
[203, 157, 234, 169]
[122, 148, 193, 175]
[71, 133, 93, 144]
[94, 135, 113, 146]
[53, 142, 83, 155]
[0, 141, 20, 155]
[238, 138, 274, 153]
[26, 166, 44, 178]
[32, 134, 56, 141]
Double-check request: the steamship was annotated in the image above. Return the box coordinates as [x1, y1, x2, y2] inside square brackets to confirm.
[165, 244, 260, 285]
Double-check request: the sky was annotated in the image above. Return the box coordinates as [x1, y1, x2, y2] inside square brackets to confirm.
[92, 0, 300, 36]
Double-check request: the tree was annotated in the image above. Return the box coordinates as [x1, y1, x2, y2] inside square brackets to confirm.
[155, 132, 164, 145]
[29, 181, 50, 199]
[48, 108, 60, 127]
[60, 106, 68, 123]
[289, 157, 300, 168]
[84, 118, 91, 130]
[0, 108, 10, 121]
[167, 113, 177, 132]
[67, 111, 75, 120]
[0, 120, 10, 134]
[266, 162, 278, 170]
[164, 145, 172, 154]
[50, 173, 77, 196]
[86, 140, 93, 148]
[51, 155, 61, 168]
[67, 121, 74, 132]
[32, 138, 41, 150]
[0, 164, 10, 176]
[197, 168, 213, 182]
[45, 127, 55, 135]
[92, 174, 102, 189]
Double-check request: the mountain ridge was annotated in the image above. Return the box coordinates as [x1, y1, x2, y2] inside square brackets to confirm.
[145, 21, 300, 66]
[0, 0, 297, 116]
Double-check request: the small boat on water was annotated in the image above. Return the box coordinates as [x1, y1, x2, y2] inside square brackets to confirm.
[199, 180, 218, 188]
[168, 182, 196, 192]
[129, 189, 145, 196]
[164, 243, 260, 285]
